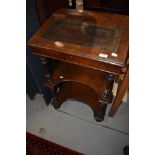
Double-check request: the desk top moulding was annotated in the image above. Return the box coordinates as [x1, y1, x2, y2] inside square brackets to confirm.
[28, 9, 129, 74]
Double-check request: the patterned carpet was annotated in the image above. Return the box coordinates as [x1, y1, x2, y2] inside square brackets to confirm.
[27, 132, 83, 155]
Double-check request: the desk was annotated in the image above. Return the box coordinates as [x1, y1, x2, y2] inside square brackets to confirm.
[28, 9, 128, 121]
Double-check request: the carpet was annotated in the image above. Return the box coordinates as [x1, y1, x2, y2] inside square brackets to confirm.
[26, 132, 84, 155]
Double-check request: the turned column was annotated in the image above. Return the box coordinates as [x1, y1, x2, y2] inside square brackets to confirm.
[40, 57, 51, 83]
[99, 73, 115, 104]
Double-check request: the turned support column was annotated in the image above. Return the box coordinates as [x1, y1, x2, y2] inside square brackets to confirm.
[99, 73, 115, 104]
[40, 57, 51, 83]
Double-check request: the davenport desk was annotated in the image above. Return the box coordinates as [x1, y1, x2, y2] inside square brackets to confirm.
[28, 9, 128, 122]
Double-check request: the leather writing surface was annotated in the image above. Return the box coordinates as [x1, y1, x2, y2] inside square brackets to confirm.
[42, 15, 121, 52]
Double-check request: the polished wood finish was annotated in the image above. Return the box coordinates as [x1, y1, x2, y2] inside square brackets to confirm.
[28, 9, 128, 121]
[43, 61, 115, 102]
[43, 60, 114, 121]
[109, 68, 129, 117]
[28, 9, 128, 74]
[53, 81, 108, 122]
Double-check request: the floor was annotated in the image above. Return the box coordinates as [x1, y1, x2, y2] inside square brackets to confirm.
[26, 93, 129, 155]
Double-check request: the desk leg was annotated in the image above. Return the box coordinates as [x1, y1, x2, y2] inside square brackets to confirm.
[40, 57, 51, 83]
[109, 69, 129, 117]
[40, 57, 53, 105]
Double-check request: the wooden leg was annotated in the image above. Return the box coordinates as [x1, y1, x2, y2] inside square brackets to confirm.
[109, 69, 129, 117]
[40, 57, 51, 83]
[94, 104, 107, 122]
[40, 57, 53, 105]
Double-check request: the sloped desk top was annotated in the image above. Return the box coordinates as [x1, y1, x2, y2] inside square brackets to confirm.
[28, 9, 128, 74]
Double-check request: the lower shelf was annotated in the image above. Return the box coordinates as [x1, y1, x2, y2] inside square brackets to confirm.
[44, 61, 115, 102]
[43, 61, 115, 121]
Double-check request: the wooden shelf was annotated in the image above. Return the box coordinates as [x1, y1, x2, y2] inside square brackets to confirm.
[43, 61, 115, 103]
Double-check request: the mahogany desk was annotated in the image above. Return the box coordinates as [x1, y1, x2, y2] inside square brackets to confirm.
[28, 9, 128, 122]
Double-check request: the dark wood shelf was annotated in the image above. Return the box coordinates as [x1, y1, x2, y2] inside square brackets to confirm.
[43, 61, 115, 103]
